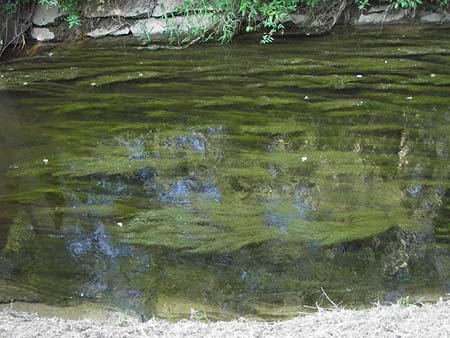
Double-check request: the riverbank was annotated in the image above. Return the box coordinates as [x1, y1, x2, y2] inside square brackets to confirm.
[2, 0, 450, 57]
[24, 2, 450, 43]
[1, 300, 450, 338]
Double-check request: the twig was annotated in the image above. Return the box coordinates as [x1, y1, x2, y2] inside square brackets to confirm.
[320, 287, 338, 308]
[380, 4, 393, 30]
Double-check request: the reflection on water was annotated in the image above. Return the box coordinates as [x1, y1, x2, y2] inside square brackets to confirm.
[0, 25, 449, 320]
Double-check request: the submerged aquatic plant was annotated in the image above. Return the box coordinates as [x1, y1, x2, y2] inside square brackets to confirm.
[1, 31, 449, 317]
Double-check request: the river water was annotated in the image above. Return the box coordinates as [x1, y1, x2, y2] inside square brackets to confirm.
[0, 25, 449, 320]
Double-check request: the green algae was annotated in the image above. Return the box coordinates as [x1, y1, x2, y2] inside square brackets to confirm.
[0, 25, 449, 319]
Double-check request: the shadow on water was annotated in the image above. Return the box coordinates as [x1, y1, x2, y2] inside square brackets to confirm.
[0, 25, 449, 320]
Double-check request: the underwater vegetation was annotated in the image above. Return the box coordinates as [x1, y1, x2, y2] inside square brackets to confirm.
[0, 26, 449, 319]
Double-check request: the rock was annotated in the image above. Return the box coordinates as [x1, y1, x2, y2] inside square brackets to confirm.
[151, 5, 166, 17]
[357, 10, 408, 25]
[357, 12, 385, 24]
[151, 0, 187, 17]
[175, 14, 216, 33]
[82, 0, 155, 18]
[288, 13, 308, 26]
[86, 25, 131, 38]
[86, 28, 110, 38]
[32, 4, 66, 26]
[113, 26, 131, 36]
[419, 12, 443, 23]
[130, 14, 215, 37]
[31, 27, 55, 41]
[130, 17, 167, 36]
[368, 5, 388, 14]
[442, 12, 450, 23]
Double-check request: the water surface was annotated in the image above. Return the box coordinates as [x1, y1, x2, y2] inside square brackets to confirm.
[0, 25, 449, 319]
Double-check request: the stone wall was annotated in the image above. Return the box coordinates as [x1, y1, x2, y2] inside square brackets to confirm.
[28, 0, 450, 43]
[29, 0, 206, 42]
[288, 4, 450, 29]
[355, 5, 450, 25]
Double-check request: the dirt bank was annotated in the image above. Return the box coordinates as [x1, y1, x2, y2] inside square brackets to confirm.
[1, 300, 450, 338]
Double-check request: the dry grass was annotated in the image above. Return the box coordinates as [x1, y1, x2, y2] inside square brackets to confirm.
[1, 299, 450, 338]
